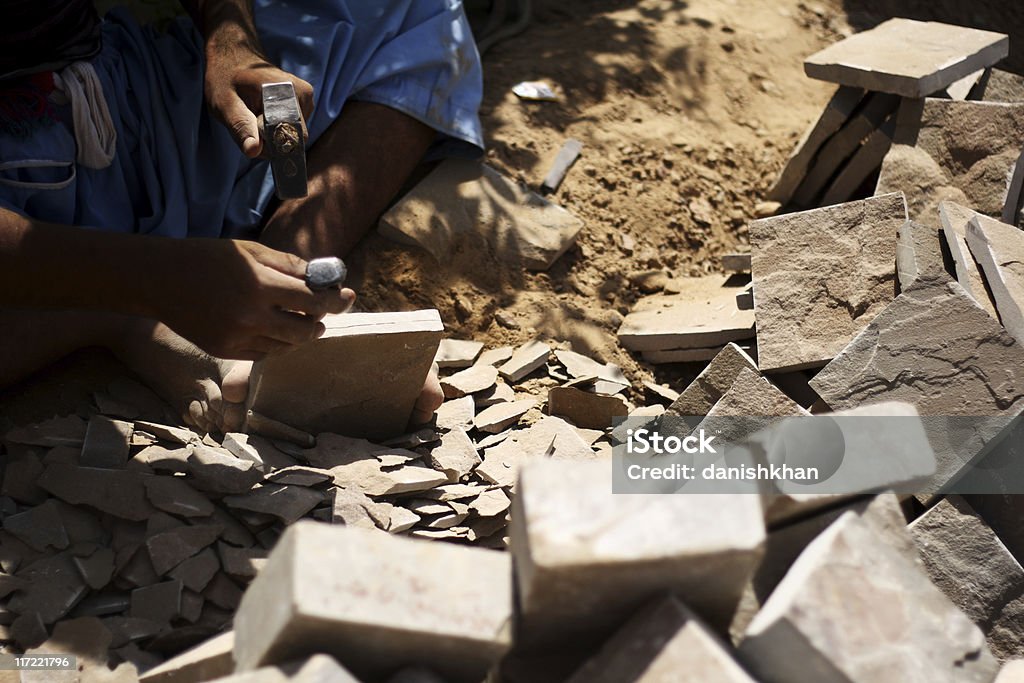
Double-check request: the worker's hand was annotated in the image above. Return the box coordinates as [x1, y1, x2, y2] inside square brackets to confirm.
[410, 363, 445, 426]
[156, 239, 354, 360]
[204, 43, 313, 158]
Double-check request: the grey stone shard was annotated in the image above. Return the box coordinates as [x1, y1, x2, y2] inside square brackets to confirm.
[896, 220, 949, 289]
[233, 522, 512, 682]
[511, 459, 764, 650]
[939, 201, 999, 318]
[750, 192, 906, 372]
[966, 213, 1024, 345]
[909, 495, 1024, 662]
[665, 343, 758, 429]
[877, 98, 1024, 227]
[809, 278, 1024, 490]
[739, 512, 998, 683]
[567, 597, 756, 683]
[803, 18, 1008, 98]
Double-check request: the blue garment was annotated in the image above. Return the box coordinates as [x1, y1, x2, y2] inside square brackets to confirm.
[0, 1, 483, 238]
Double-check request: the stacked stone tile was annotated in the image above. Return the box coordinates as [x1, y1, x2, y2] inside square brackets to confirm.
[770, 18, 1012, 212]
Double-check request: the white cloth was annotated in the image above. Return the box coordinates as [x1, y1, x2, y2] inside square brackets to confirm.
[53, 61, 117, 169]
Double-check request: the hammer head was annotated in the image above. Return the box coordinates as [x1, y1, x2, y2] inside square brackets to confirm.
[262, 82, 308, 200]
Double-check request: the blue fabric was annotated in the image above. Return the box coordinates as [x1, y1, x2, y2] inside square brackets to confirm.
[0, 1, 483, 238]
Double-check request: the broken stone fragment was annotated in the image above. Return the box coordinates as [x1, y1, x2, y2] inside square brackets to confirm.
[72, 546, 115, 590]
[138, 630, 235, 683]
[203, 573, 244, 611]
[187, 446, 263, 495]
[477, 416, 595, 488]
[498, 340, 552, 383]
[426, 429, 481, 482]
[378, 159, 583, 271]
[388, 507, 421, 534]
[222, 432, 267, 469]
[553, 349, 628, 386]
[4, 414, 87, 448]
[877, 98, 1024, 227]
[966, 213, 1024, 345]
[617, 275, 755, 353]
[134, 420, 201, 446]
[896, 220, 950, 288]
[750, 192, 905, 372]
[1, 452, 47, 505]
[434, 395, 476, 432]
[38, 463, 156, 521]
[440, 364, 499, 399]
[665, 343, 758, 429]
[473, 399, 537, 433]
[2, 499, 69, 552]
[475, 382, 516, 408]
[939, 201, 999, 318]
[642, 380, 679, 405]
[233, 521, 513, 682]
[803, 18, 1008, 97]
[547, 387, 628, 431]
[809, 278, 1024, 490]
[223, 484, 324, 525]
[477, 346, 515, 367]
[10, 552, 88, 623]
[469, 488, 511, 518]
[769, 86, 865, 206]
[80, 415, 133, 468]
[909, 496, 1024, 661]
[435, 339, 485, 369]
[134, 445, 192, 473]
[331, 458, 448, 498]
[218, 543, 268, 581]
[511, 459, 765, 650]
[144, 476, 215, 518]
[247, 310, 443, 440]
[739, 512, 998, 682]
[168, 547, 221, 593]
[146, 524, 223, 576]
[567, 596, 755, 683]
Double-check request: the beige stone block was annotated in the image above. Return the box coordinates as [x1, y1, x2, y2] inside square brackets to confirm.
[618, 276, 755, 352]
[967, 213, 1024, 345]
[739, 512, 998, 682]
[511, 460, 764, 649]
[750, 192, 905, 372]
[804, 18, 1008, 97]
[247, 311, 443, 441]
[233, 522, 512, 682]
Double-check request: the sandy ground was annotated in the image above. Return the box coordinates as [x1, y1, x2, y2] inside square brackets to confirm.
[349, 0, 848, 394]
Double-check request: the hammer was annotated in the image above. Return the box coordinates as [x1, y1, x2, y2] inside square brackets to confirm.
[262, 82, 308, 200]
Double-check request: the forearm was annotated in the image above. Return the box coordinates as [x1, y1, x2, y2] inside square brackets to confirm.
[179, 0, 262, 56]
[0, 209, 179, 318]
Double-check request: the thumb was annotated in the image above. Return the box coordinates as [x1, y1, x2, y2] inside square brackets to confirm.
[222, 93, 262, 158]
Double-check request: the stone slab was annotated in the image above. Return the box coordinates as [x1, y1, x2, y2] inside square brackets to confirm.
[498, 340, 552, 383]
[739, 511, 997, 682]
[819, 115, 896, 208]
[511, 459, 764, 649]
[665, 343, 758, 428]
[792, 92, 900, 209]
[473, 399, 536, 433]
[37, 463, 155, 521]
[440, 364, 498, 399]
[222, 485, 324, 525]
[877, 98, 1024, 227]
[566, 597, 755, 683]
[804, 18, 1009, 98]
[618, 275, 755, 352]
[233, 521, 512, 682]
[769, 86, 865, 206]
[247, 311, 443, 441]
[80, 416, 133, 469]
[139, 630, 235, 683]
[425, 428, 480, 482]
[378, 159, 583, 271]
[434, 339, 484, 369]
[910, 495, 1024, 661]
[547, 387, 628, 431]
[967, 213, 1024, 345]
[939, 201, 999, 318]
[896, 220, 949, 289]
[810, 278, 1024, 490]
[750, 192, 906, 372]
[477, 416, 595, 488]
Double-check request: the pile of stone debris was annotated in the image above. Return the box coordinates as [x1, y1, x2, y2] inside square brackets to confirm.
[6, 15, 1024, 683]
